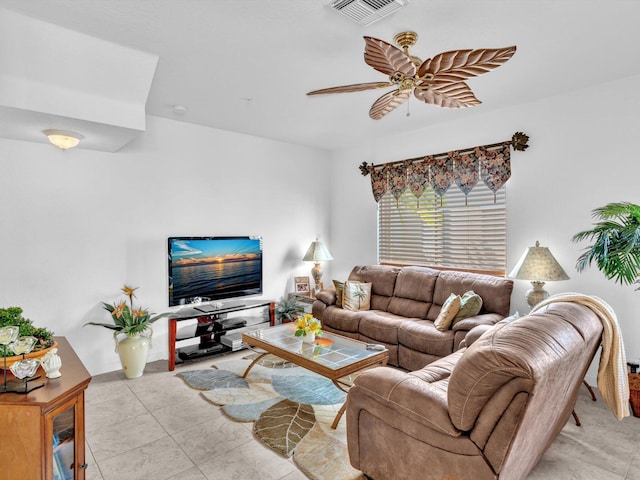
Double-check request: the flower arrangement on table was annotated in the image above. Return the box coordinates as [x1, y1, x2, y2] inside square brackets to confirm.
[295, 313, 322, 339]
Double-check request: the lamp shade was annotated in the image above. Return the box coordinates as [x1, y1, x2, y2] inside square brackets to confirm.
[303, 238, 334, 262]
[508, 241, 570, 281]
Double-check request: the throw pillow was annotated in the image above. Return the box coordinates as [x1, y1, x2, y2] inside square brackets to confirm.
[343, 281, 372, 311]
[452, 290, 483, 325]
[434, 293, 461, 331]
[333, 280, 345, 308]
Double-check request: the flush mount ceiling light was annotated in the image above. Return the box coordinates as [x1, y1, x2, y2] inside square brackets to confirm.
[43, 129, 84, 150]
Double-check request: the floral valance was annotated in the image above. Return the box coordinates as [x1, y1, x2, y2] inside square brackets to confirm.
[360, 132, 529, 205]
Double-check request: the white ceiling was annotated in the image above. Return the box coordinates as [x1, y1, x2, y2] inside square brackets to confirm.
[1, 0, 639, 152]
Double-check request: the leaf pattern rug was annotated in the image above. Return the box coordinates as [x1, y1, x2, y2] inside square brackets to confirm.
[176, 354, 365, 480]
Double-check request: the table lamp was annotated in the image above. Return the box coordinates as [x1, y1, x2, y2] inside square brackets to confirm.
[303, 238, 333, 295]
[508, 240, 570, 308]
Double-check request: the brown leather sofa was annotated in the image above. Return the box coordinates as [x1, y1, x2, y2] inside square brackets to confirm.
[312, 265, 513, 370]
[346, 301, 604, 480]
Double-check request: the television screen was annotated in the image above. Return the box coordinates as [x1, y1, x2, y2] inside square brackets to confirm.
[168, 236, 263, 306]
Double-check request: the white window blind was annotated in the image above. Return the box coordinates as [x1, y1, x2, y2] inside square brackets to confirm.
[378, 183, 506, 274]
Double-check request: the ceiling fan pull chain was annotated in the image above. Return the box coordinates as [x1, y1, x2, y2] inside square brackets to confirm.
[406, 98, 411, 117]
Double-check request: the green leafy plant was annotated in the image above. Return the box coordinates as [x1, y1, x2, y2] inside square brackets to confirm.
[85, 285, 170, 337]
[274, 296, 305, 323]
[572, 202, 640, 287]
[0, 306, 54, 357]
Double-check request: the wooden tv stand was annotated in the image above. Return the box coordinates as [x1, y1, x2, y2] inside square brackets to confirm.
[167, 299, 274, 371]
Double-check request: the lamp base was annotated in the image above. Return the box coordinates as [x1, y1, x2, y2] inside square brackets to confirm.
[526, 281, 549, 309]
[311, 262, 324, 295]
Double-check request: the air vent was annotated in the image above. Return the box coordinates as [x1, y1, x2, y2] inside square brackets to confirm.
[326, 0, 410, 26]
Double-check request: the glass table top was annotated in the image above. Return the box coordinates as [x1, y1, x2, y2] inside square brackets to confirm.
[243, 323, 387, 372]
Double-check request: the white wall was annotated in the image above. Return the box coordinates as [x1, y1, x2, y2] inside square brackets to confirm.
[0, 116, 331, 375]
[3, 75, 639, 382]
[329, 74, 640, 383]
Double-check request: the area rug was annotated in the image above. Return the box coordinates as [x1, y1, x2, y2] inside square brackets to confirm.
[176, 354, 365, 480]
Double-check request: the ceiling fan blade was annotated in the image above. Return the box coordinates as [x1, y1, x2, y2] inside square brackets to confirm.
[364, 36, 416, 77]
[369, 89, 410, 119]
[307, 81, 393, 96]
[418, 46, 516, 82]
[414, 81, 480, 108]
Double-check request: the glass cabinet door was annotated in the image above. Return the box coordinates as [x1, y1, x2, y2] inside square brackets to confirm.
[52, 403, 75, 480]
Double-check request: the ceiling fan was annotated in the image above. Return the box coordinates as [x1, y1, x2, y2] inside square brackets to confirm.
[307, 32, 516, 120]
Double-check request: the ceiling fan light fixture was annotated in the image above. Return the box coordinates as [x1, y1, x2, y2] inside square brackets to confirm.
[43, 129, 83, 150]
[307, 32, 517, 119]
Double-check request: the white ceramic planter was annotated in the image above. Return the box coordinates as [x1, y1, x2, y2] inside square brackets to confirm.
[302, 332, 315, 344]
[115, 331, 152, 379]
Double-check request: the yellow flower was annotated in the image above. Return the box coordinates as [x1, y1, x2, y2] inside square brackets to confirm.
[307, 319, 322, 334]
[295, 317, 308, 331]
[295, 314, 322, 337]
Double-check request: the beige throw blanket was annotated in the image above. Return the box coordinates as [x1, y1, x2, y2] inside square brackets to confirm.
[531, 293, 630, 420]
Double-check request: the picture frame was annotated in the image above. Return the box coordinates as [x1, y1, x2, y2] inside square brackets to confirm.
[294, 276, 311, 296]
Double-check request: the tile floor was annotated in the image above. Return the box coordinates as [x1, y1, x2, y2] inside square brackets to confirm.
[84, 351, 640, 480]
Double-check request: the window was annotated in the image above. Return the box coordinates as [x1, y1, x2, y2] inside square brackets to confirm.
[378, 183, 506, 275]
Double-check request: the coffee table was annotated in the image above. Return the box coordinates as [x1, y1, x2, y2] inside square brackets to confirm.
[241, 323, 388, 429]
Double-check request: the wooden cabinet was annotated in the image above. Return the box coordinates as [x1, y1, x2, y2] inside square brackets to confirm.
[0, 337, 91, 480]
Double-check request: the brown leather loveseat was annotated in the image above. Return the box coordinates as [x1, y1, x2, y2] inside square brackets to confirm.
[312, 265, 513, 370]
[346, 301, 604, 480]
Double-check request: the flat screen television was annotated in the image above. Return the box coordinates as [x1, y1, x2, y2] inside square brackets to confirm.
[168, 236, 263, 307]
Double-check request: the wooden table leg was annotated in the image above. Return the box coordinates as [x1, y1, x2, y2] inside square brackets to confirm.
[241, 352, 268, 378]
[332, 402, 348, 429]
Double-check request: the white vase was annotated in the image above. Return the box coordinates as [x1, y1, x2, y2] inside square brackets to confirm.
[115, 331, 152, 379]
[302, 332, 315, 344]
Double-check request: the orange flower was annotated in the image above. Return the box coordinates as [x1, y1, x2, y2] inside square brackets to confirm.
[122, 285, 138, 299]
[111, 301, 127, 319]
[132, 308, 146, 318]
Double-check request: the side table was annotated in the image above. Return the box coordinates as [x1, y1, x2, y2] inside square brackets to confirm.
[287, 293, 314, 315]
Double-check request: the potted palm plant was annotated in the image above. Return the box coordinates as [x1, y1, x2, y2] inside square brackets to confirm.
[572, 202, 640, 287]
[85, 285, 170, 379]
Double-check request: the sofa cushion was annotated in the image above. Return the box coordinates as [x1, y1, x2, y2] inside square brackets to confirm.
[398, 320, 455, 357]
[429, 271, 513, 320]
[387, 266, 439, 318]
[333, 280, 345, 307]
[317, 306, 361, 333]
[349, 265, 401, 311]
[447, 306, 601, 431]
[343, 281, 372, 311]
[435, 293, 461, 331]
[358, 310, 407, 345]
[452, 290, 483, 325]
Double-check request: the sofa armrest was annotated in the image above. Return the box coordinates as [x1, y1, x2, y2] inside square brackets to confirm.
[460, 324, 494, 348]
[352, 366, 460, 437]
[315, 286, 337, 306]
[452, 313, 503, 333]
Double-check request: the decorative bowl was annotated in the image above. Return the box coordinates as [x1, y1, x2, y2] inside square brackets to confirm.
[11, 336, 38, 355]
[1, 341, 58, 371]
[10, 358, 40, 379]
